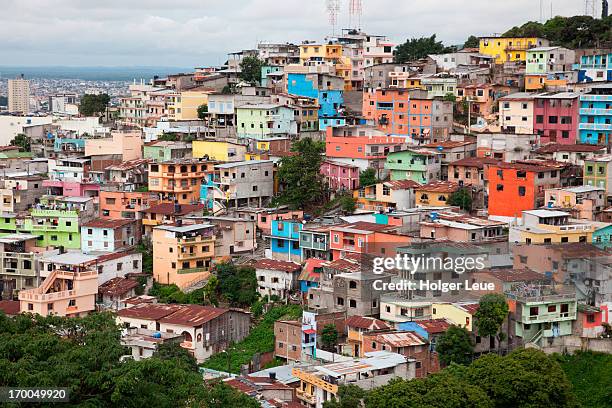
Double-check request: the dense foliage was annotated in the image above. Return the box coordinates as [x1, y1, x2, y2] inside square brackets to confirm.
[148, 282, 208, 304]
[9, 133, 31, 152]
[329, 348, 578, 408]
[463, 35, 480, 48]
[276, 138, 326, 210]
[0, 312, 258, 407]
[339, 194, 356, 214]
[448, 188, 473, 211]
[201, 304, 302, 373]
[215, 262, 258, 307]
[359, 167, 378, 187]
[197, 104, 208, 120]
[435, 325, 474, 366]
[557, 351, 612, 408]
[394, 35, 454, 62]
[79, 93, 110, 116]
[320, 324, 339, 352]
[239, 56, 264, 85]
[474, 293, 509, 341]
[502, 16, 612, 48]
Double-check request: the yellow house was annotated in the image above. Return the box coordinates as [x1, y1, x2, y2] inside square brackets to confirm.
[525, 74, 569, 91]
[509, 209, 595, 244]
[415, 181, 460, 207]
[479, 37, 549, 64]
[168, 88, 213, 120]
[299, 43, 343, 64]
[432, 302, 479, 332]
[192, 140, 246, 162]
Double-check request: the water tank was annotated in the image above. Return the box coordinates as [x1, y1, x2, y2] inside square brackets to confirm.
[152, 332, 162, 338]
[430, 212, 438, 221]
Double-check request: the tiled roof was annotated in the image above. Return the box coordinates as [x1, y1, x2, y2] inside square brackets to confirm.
[345, 315, 389, 331]
[422, 140, 475, 149]
[478, 268, 547, 282]
[255, 259, 301, 273]
[298, 258, 326, 282]
[0, 300, 20, 315]
[368, 331, 427, 347]
[457, 303, 479, 315]
[535, 144, 606, 154]
[117, 303, 181, 320]
[449, 157, 502, 169]
[417, 180, 461, 193]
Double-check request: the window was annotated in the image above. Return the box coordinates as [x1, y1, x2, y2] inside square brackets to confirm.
[530, 306, 539, 316]
[337, 297, 344, 306]
[548, 305, 556, 313]
[518, 186, 526, 196]
[349, 299, 357, 308]
[117, 263, 123, 271]
[548, 116, 558, 124]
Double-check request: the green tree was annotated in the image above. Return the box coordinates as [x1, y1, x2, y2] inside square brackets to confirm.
[79, 93, 110, 116]
[394, 35, 449, 63]
[436, 325, 474, 366]
[320, 324, 339, 352]
[157, 132, 180, 142]
[197, 104, 208, 120]
[448, 188, 473, 211]
[466, 348, 578, 408]
[215, 262, 258, 307]
[239, 56, 264, 85]
[203, 275, 219, 306]
[276, 138, 326, 210]
[474, 294, 509, 347]
[443, 92, 457, 102]
[152, 341, 199, 372]
[359, 167, 378, 187]
[340, 195, 356, 214]
[9, 133, 31, 152]
[463, 35, 480, 48]
[365, 372, 493, 408]
[324, 384, 368, 408]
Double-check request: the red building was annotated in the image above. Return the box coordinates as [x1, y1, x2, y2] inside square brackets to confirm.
[488, 162, 563, 218]
[533, 92, 579, 145]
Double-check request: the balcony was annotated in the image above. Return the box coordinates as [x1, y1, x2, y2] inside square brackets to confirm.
[578, 123, 612, 131]
[523, 311, 576, 324]
[579, 108, 612, 116]
[580, 95, 612, 102]
[296, 389, 316, 405]
[177, 267, 209, 274]
[19, 289, 77, 302]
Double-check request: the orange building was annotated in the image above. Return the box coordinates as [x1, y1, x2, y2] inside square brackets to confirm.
[99, 190, 159, 220]
[148, 159, 216, 205]
[363, 88, 453, 142]
[328, 221, 412, 260]
[152, 223, 215, 290]
[487, 162, 563, 217]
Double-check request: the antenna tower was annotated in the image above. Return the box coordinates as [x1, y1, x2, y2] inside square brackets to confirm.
[327, 0, 341, 35]
[348, 0, 362, 30]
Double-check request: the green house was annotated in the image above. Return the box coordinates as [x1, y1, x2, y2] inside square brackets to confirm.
[384, 148, 441, 183]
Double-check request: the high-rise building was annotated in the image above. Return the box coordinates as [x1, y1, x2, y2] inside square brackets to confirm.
[8, 75, 30, 113]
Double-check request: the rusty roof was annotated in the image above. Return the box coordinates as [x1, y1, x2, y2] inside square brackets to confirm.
[98, 277, 139, 296]
[82, 218, 135, 229]
[345, 315, 389, 331]
[422, 140, 475, 149]
[0, 300, 20, 315]
[158, 304, 230, 327]
[105, 158, 153, 171]
[489, 161, 562, 173]
[477, 268, 547, 282]
[367, 331, 427, 347]
[449, 157, 502, 169]
[117, 303, 181, 320]
[416, 319, 452, 334]
[255, 258, 301, 273]
[457, 303, 479, 315]
[383, 180, 422, 190]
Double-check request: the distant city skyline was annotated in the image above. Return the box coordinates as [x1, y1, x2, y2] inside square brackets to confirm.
[0, 0, 592, 67]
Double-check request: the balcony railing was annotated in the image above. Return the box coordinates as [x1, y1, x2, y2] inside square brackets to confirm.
[177, 267, 209, 274]
[580, 95, 612, 102]
[578, 123, 612, 131]
[579, 108, 612, 116]
[19, 289, 76, 302]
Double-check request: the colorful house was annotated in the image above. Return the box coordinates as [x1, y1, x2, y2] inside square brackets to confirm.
[320, 160, 360, 192]
[298, 258, 326, 295]
[533, 92, 579, 145]
[487, 162, 563, 218]
[576, 52, 612, 83]
[385, 148, 442, 183]
[583, 155, 612, 195]
[509, 210, 595, 244]
[578, 85, 612, 145]
[415, 181, 461, 207]
[498, 92, 536, 134]
[148, 159, 216, 205]
[526, 46, 575, 74]
[236, 104, 297, 140]
[479, 37, 549, 64]
[269, 218, 303, 262]
[354, 180, 421, 212]
[152, 223, 215, 290]
[328, 221, 411, 260]
[192, 140, 246, 162]
[299, 225, 334, 261]
[80, 218, 139, 253]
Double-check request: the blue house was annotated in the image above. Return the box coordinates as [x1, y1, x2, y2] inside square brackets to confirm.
[576, 53, 612, 83]
[287, 73, 344, 131]
[298, 258, 325, 295]
[593, 224, 612, 249]
[578, 85, 612, 145]
[199, 173, 219, 211]
[270, 219, 303, 262]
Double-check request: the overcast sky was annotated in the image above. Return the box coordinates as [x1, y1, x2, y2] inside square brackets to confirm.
[0, 0, 591, 67]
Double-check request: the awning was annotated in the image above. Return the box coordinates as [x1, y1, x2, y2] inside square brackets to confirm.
[303, 329, 316, 335]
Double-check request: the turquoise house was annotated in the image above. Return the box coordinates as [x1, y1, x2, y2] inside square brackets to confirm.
[270, 219, 302, 262]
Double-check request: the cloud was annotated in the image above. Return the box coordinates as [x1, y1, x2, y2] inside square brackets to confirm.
[0, 0, 589, 66]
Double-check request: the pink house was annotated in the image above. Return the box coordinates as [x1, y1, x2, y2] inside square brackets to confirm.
[320, 160, 360, 192]
[256, 209, 303, 236]
[43, 180, 100, 198]
[533, 93, 579, 145]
